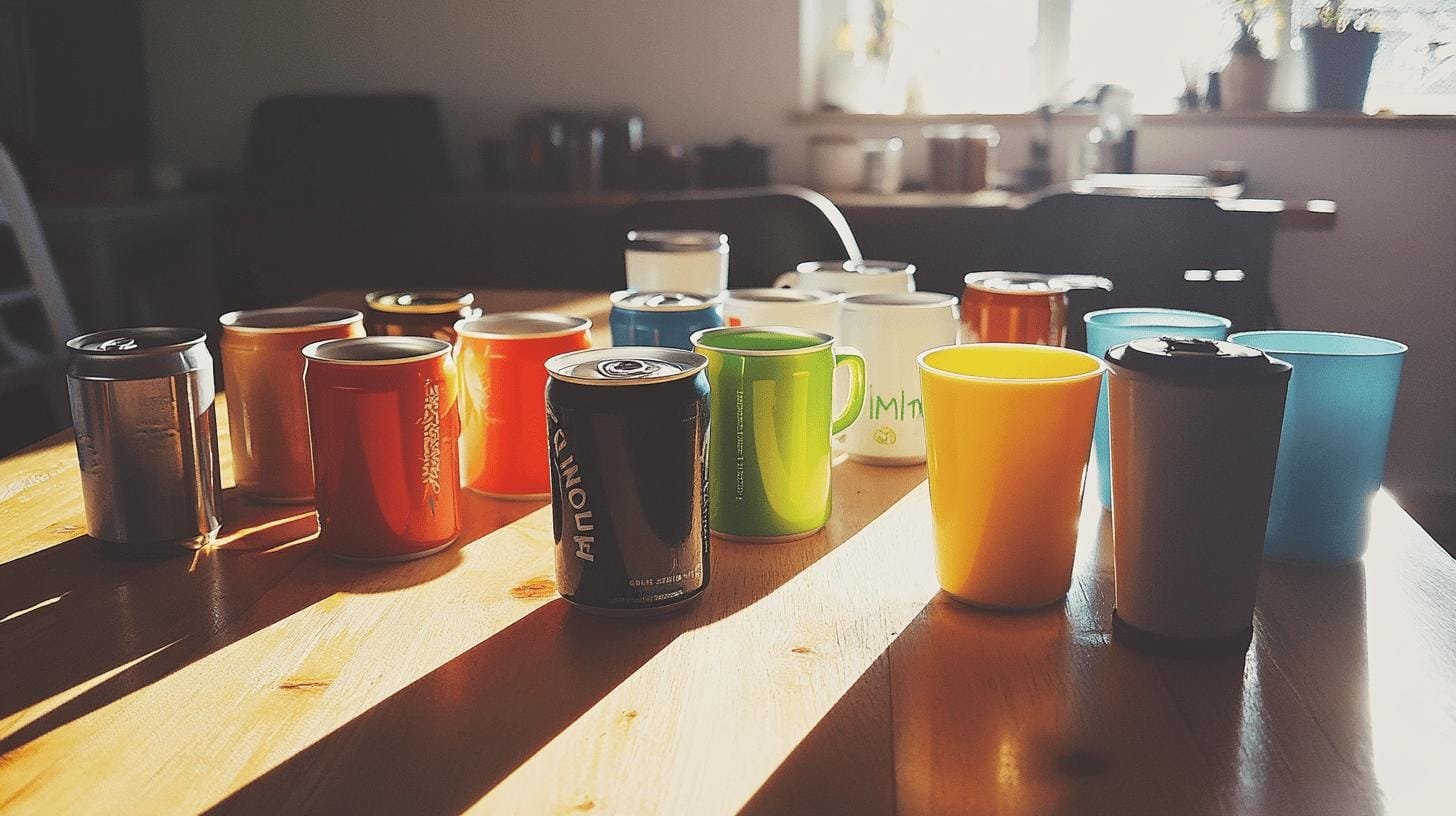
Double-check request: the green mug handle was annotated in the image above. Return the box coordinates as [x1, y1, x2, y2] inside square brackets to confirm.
[830, 346, 867, 436]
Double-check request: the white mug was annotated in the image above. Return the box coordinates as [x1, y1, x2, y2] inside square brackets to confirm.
[723, 288, 840, 337]
[774, 260, 916, 296]
[840, 292, 960, 465]
[625, 230, 730, 294]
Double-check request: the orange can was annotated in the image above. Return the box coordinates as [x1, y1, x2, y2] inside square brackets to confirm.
[456, 313, 593, 498]
[961, 272, 1112, 346]
[220, 307, 364, 502]
[302, 336, 462, 561]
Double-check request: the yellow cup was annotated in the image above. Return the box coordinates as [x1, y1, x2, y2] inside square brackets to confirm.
[918, 343, 1104, 609]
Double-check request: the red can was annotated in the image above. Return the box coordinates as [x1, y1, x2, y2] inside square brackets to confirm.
[961, 272, 1111, 346]
[302, 336, 462, 561]
[456, 313, 593, 498]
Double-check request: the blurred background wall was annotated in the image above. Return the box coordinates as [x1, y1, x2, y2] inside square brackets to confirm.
[138, 0, 1455, 496]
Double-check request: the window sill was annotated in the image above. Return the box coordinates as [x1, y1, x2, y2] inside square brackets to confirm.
[788, 110, 1456, 129]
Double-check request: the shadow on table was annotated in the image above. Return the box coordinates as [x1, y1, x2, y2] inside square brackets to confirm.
[203, 461, 927, 815]
[741, 555, 1377, 815]
[0, 486, 546, 752]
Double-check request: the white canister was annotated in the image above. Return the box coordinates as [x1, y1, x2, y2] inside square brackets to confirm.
[723, 288, 840, 337]
[625, 230, 729, 294]
[809, 135, 866, 193]
[775, 260, 916, 296]
[862, 137, 905, 194]
[840, 292, 959, 465]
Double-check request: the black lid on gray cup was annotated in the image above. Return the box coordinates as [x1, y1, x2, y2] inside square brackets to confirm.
[1106, 336, 1291, 385]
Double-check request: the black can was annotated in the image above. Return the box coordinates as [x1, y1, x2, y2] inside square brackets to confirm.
[545, 347, 710, 616]
[364, 289, 482, 343]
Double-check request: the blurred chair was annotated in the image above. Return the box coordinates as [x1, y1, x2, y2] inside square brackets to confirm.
[241, 93, 454, 203]
[620, 186, 862, 287]
[1002, 190, 1278, 348]
[222, 93, 455, 305]
[0, 139, 80, 434]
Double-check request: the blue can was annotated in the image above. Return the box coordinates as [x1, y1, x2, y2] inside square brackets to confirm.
[609, 290, 725, 350]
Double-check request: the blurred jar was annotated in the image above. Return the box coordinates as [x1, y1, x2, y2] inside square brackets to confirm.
[601, 110, 645, 190]
[566, 118, 605, 192]
[515, 112, 569, 191]
[924, 125, 998, 192]
[862, 137, 904, 194]
[698, 140, 770, 188]
[809, 134, 865, 193]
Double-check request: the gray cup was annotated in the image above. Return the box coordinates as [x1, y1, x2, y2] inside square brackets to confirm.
[1106, 337, 1291, 657]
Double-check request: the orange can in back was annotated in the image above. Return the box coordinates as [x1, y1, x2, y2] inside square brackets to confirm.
[961, 272, 1068, 346]
[961, 272, 1113, 347]
[302, 336, 462, 561]
[219, 307, 364, 502]
[456, 313, 593, 498]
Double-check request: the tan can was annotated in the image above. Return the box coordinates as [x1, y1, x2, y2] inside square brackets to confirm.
[220, 307, 365, 503]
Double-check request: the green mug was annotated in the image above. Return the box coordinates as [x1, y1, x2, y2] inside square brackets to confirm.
[691, 326, 867, 542]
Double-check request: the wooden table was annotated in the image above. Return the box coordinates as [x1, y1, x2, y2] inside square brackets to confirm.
[2, 290, 1453, 815]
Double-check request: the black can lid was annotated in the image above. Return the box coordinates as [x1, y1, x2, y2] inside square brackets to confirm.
[1106, 336, 1291, 385]
[365, 289, 475, 314]
[546, 346, 707, 386]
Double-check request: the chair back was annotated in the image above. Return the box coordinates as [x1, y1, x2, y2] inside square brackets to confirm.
[0, 140, 79, 362]
[0, 140, 80, 445]
[1003, 190, 1277, 345]
[620, 185, 862, 288]
[242, 94, 454, 203]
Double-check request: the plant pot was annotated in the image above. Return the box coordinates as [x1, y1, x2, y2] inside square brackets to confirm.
[1303, 25, 1380, 111]
[819, 54, 890, 113]
[1221, 51, 1276, 112]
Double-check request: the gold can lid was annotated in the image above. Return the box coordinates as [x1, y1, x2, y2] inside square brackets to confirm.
[365, 289, 476, 315]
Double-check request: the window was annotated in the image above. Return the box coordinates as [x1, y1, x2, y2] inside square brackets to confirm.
[808, 0, 1456, 114]
[1298, 0, 1456, 113]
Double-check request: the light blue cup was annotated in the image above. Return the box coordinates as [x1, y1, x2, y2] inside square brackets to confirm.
[1085, 308, 1231, 508]
[1229, 330, 1407, 563]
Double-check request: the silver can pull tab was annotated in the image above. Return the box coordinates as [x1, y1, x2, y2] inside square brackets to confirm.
[643, 293, 691, 308]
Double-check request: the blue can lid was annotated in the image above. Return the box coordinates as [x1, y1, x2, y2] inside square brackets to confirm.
[610, 290, 723, 312]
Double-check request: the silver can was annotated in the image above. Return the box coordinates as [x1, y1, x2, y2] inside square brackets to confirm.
[624, 230, 729, 295]
[67, 327, 222, 553]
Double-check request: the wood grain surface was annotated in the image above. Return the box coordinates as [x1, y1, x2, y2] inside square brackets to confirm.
[1, 290, 1452, 815]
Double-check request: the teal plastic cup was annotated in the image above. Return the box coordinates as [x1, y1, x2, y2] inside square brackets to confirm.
[1229, 330, 1406, 563]
[1085, 309, 1231, 508]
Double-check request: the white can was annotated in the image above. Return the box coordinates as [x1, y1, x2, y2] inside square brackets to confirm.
[840, 292, 960, 465]
[775, 260, 916, 296]
[862, 137, 905, 194]
[625, 230, 729, 295]
[723, 288, 840, 337]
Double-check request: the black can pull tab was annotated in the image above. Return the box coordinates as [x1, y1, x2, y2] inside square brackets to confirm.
[1160, 336, 1222, 355]
[95, 337, 140, 352]
[597, 358, 663, 379]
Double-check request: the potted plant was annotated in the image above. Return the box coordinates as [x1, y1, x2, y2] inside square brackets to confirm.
[818, 1, 897, 113]
[1303, 1, 1380, 110]
[1220, 1, 1278, 111]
